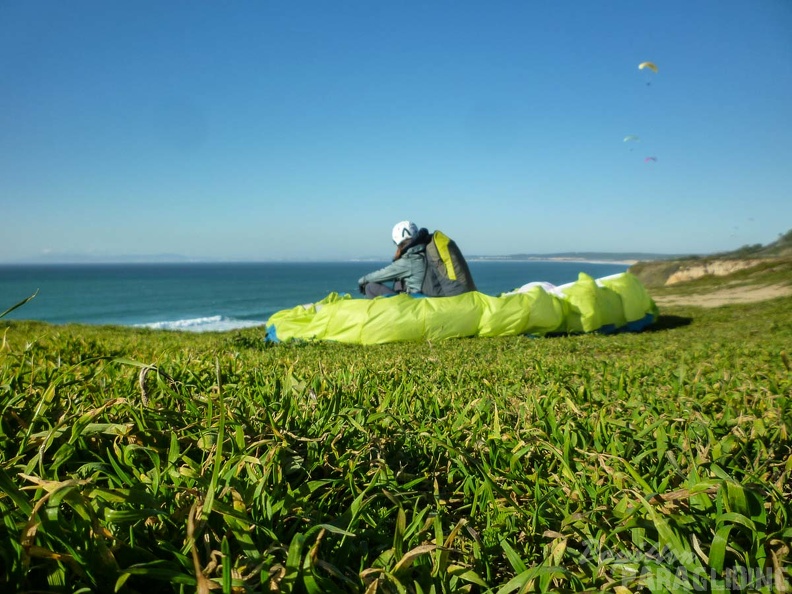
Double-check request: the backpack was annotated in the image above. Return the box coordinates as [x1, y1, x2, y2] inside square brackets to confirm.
[421, 230, 477, 297]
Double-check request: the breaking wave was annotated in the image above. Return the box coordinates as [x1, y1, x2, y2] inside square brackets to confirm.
[135, 315, 266, 333]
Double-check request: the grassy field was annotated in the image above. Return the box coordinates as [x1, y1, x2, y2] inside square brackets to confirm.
[1, 284, 791, 592]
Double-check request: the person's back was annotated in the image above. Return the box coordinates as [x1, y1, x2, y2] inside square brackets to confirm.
[358, 221, 429, 298]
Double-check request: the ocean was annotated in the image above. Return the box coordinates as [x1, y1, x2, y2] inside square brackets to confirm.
[0, 261, 629, 332]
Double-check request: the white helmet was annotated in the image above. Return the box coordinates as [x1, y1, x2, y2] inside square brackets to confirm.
[392, 220, 418, 244]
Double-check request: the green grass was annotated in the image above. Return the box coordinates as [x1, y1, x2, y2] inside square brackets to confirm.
[1, 295, 791, 593]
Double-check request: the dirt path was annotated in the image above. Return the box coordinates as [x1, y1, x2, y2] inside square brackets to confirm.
[652, 283, 792, 308]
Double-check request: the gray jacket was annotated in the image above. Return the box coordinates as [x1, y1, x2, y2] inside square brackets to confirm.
[358, 244, 427, 294]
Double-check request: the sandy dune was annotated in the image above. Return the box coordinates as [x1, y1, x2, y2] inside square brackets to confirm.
[652, 283, 792, 308]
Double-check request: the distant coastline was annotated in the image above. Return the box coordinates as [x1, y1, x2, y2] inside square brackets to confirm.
[468, 256, 638, 266]
[1, 251, 680, 266]
[467, 252, 681, 266]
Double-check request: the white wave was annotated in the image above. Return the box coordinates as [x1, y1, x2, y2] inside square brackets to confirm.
[135, 315, 266, 333]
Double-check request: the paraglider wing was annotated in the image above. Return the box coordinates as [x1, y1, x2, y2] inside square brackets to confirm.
[638, 62, 658, 73]
[644, 156, 657, 163]
[623, 135, 640, 142]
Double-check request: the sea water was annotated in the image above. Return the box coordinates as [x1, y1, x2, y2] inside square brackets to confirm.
[0, 261, 629, 332]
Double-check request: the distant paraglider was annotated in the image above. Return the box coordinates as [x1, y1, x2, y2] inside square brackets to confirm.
[638, 61, 658, 87]
[620, 62, 662, 164]
[623, 135, 640, 152]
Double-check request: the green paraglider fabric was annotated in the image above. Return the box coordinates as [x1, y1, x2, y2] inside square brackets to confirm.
[265, 272, 659, 345]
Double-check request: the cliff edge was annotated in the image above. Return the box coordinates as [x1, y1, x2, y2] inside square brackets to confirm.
[629, 230, 792, 288]
[628, 230, 792, 307]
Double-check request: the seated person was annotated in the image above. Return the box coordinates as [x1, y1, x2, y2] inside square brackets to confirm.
[358, 220, 430, 298]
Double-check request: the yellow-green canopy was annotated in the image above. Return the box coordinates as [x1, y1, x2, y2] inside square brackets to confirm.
[265, 272, 658, 345]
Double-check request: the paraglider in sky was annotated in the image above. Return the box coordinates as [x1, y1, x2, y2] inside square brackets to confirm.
[624, 135, 640, 152]
[638, 61, 658, 86]
[644, 156, 657, 163]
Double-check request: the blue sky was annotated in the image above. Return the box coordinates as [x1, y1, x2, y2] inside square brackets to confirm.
[2, 0, 791, 262]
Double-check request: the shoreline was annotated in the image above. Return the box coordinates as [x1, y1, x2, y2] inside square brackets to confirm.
[3, 257, 642, 267]
[468, 257, 637, 266]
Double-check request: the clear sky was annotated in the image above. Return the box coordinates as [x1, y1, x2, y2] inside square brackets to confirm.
[2, 1, 791, 262]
